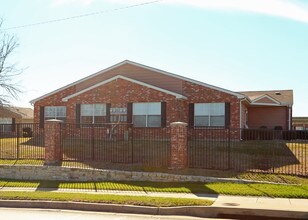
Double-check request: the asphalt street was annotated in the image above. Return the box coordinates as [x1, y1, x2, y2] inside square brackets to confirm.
[0, 208, 231, 220]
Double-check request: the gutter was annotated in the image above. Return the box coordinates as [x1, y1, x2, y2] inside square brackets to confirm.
[240, 100, 242, 140]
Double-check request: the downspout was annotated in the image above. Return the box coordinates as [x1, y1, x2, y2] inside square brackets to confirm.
[239, 98, 247, 128]
[288, 106, 292, 130]
[239, 98, 245, 140]
[240, 100, 242, 129]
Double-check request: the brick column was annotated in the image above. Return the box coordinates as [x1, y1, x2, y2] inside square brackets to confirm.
[44, 119, 63, 165]
[169, 122, 188, 170]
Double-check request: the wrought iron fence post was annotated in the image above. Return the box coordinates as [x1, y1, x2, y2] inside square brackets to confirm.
[186, 127, 189, 168]
[272, 130, 277, 174]
[228, 128, 231, 169]
[91, 124, 95, 161]
[305, 131, 308, 176]
[16, 124, 20, 159]
[59, 123, 62, 160]
[130, 124, 134, 164]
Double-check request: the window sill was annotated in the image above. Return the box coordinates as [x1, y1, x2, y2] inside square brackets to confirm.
[192, 126, 227, 130]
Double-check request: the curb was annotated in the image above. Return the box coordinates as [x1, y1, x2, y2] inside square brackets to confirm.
[0, 200, 308, 219]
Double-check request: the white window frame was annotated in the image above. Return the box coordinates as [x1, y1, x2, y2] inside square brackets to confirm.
[133, 102, 161, 127]
[295, 126, 304, 131]
[194, 103, 225, 127]
[44, 106, 66, 121]
[80, 103, 106, 124]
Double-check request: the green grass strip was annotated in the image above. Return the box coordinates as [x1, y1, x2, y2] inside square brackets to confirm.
[1, 179, 308, 199]
[0, 159, 45, 166]
[0, 191, 212, 207]
[206, 183, 308, 198]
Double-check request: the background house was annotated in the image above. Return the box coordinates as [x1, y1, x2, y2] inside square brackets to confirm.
[0, 106, 34, 132]
[30, 60, 293, 131]
[240, 90, 293, 130]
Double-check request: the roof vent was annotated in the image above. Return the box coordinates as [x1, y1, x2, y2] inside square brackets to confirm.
[275, 92, 281, 95]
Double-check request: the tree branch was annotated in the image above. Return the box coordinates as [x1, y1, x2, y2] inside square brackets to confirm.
[0, 18, 22, 105]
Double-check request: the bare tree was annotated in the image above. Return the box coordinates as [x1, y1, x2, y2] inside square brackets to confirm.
[0, 19, 21, 105]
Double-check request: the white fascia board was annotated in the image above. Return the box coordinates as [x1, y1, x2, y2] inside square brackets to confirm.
[251, 94, 281, 105]
[62, 75, 187, 102]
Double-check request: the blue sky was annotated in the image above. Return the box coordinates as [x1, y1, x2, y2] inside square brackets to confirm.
[0, 0, 307, 116]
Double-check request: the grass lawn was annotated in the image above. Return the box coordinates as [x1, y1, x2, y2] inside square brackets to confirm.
[0, 137, 44, 159]
[0, 178, 308, 199]
[61, 139, 170, 166]
[0, 159, 45, 165]
[188, 140, 308, 174]
[0, 191, 212, 207]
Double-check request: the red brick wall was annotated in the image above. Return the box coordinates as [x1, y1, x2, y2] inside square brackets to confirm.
[34, 71, 241, 128]
[34, 86, 76, 123]
[65, 78, 178, 124]
[182, 81, 240, 128]
[170, 122, 187, 169]
[44, 120, 62, 165]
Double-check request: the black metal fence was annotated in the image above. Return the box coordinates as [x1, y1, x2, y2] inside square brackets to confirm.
[0, 122, 307, 177]
[188, 128, 308, 176]
[60, 123, 170, 168]
[0, 123, 45, 160]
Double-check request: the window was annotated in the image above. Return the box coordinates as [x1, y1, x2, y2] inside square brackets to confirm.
[0, 118, 12, 132]
[0, 118, 12, 124]
[133, 102, 161, 127]
[81, 104, 106, 124]
[295, 126, 304, 131]
[45, 106, 66, 121]
[110, 107, 127, 123]
[110, 115, 127, 123]
[195, 103, 225, 127]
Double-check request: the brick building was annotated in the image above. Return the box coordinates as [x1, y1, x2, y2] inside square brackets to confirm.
[30, 60, 293, 130]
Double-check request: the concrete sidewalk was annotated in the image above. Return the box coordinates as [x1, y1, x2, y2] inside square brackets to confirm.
[214, 195, 308, 212]
[0, 187, 307, 219]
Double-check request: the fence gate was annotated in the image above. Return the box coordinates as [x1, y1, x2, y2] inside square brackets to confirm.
[0, 123, 45, 160]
